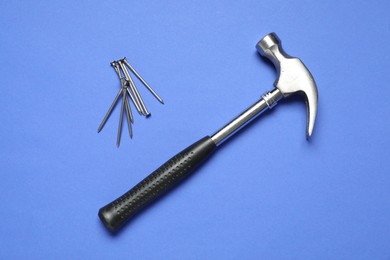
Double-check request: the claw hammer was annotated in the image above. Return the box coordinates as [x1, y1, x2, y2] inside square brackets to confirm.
[99, 32, 319, 232]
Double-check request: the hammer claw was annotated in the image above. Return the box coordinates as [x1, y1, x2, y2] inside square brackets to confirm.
[256, 33, 318, 138]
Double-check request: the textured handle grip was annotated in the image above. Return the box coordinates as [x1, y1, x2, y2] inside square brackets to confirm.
[98, 136, 216, 232]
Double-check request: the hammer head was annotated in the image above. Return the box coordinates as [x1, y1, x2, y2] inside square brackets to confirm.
[256, 33, 318, 139]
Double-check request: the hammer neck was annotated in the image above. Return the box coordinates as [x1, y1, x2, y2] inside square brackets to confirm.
[211, 88, 283, 146]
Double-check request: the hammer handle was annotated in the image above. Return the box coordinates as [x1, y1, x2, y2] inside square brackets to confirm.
[98, 136, 216, 232]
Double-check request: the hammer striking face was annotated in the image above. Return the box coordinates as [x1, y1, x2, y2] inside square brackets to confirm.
[99, 32, 319, 232]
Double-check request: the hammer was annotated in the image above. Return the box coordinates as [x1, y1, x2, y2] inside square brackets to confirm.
[99, 32, 319, 232]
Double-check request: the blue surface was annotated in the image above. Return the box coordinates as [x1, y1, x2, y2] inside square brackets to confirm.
[1, 0, 390, 259]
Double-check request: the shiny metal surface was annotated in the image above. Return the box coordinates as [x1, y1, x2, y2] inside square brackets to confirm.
[211, 32, 318, 145]
[98, 61, 135, 146]
[97, 61, 132, 133]
[256, 33, 318, 138]
[97, 88, 122, 133]
[211, 89, 282, 146]
[118, 60, 149, 116]
[98, 58, 164, 145]
[116, 89, 126, 147]
[114, 61, 143, 114]
[124, 90, 133, 138]
[125, 92, 134, 124]
[122, 58, 164, 104]
[126, 87, 142, 114]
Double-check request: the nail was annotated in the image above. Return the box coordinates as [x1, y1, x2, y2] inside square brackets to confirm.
[124, 94, 133, 138]
[118, 60, 150, 116]
[116, 89, 126, 147]
[98, 88, 122, 133]
[122, 57, 164, 104]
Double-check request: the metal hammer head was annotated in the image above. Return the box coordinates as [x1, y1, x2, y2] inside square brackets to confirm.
[256, 33, 318, 139]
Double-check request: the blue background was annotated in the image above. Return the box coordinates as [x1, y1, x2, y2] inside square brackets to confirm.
[1, 0, 389, 259]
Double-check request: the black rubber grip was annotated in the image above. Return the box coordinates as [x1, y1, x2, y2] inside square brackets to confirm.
[98, 136, 217, 232]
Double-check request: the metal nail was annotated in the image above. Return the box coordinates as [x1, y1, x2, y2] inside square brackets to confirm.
[116, 89, 126, 147]
[122, 57, 164, 104]
[118, 60, 151, 117]
[124, 94, 133, 138]
[117, 61, 142, 111]
[97, 88, 122, 133]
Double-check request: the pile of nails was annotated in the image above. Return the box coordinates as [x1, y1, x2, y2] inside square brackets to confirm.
[98, 57, 164, 147]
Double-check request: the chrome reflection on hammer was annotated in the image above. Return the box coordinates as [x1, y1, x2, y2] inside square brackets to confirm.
[211, 33, 318, 145]
[99, 32, 319, 232]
